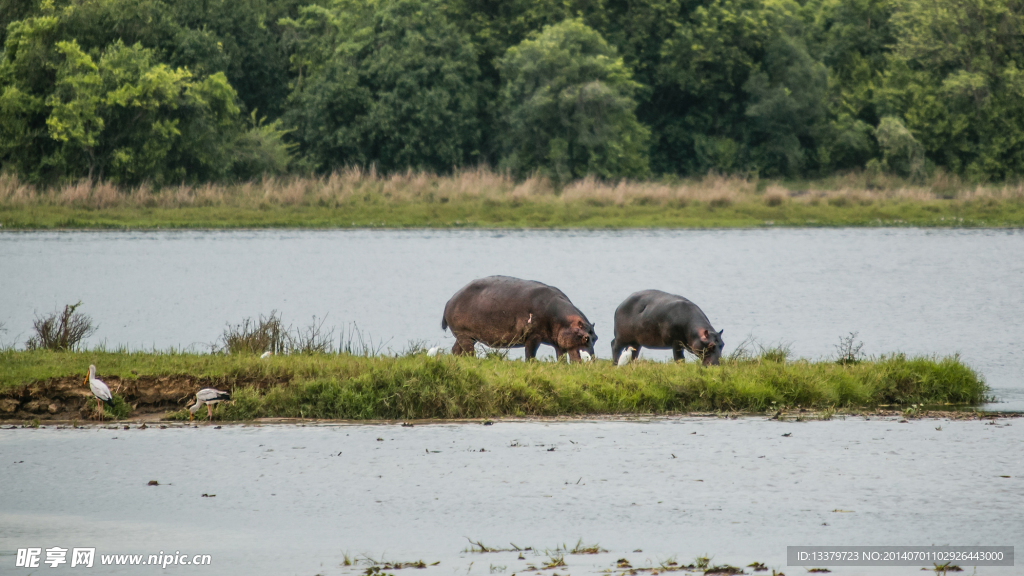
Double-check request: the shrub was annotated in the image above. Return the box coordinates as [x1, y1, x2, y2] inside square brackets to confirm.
[221, 311, 288, 355]
[26, 302, 96, 351]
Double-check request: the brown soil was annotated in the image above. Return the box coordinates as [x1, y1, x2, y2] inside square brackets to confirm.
[1, 377, 1017, 423]
[0, 375, 284, 420]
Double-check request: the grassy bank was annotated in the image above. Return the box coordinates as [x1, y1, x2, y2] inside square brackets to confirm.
[0, 349, 987, 420]
[3, 169, 1024, 229]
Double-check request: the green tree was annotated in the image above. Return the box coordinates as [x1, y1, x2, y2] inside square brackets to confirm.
[445, 0, 609, 162]
[283, 0, 481, 173]
[879, 0, 1024, 178]
[45, 40, 104, 180]
[96, 41, 239, 184]
[497, 19, 649, 182]
[0, 1, 297, 184]
[656, 0, 772, 174]
[0, 5, 245, 184]
[805, 0, 894, 170]
[743, 34, 828, 176]
[871, 115, 924, 177]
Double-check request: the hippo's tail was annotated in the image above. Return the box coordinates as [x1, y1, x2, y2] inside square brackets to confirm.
[441, 316, 448, 332]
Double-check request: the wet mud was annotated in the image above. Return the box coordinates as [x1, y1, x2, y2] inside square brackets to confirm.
[0, 375, 283, 420]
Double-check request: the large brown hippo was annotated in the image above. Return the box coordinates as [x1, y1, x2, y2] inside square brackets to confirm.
[442, 276, 597, 361]
[612, 290, 724, 365]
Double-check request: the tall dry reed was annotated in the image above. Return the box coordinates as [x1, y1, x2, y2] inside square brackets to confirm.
[2, 168, 1022, 210]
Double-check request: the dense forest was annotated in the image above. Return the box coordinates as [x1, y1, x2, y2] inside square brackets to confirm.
[2, 0, 1023, 186]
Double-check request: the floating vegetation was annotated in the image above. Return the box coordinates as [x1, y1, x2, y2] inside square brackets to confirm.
[569, 539, 608, 555]
[463, 539, 533, 554]
[542, 555, 566, 569]
[704, 565, 743, 575]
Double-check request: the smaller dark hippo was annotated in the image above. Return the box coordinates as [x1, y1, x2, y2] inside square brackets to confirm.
[612, 290, 724, 365]
[442, 276, 597, 361]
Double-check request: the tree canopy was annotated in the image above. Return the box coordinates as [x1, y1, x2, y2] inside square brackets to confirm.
[3, 0, 1024, 184]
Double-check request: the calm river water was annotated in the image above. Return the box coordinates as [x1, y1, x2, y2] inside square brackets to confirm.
[1, 418, 1022, 575]
[1, 228, 1023, 409]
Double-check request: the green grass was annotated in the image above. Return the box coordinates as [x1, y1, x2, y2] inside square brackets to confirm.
[3, 197, 1024, 229]
[0, 349, 987, 420]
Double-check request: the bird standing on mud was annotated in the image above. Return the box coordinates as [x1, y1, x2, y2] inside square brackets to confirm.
[617, 347, 636, 367]
[86, 364, 113, 419]
[189, 388, 232, 422]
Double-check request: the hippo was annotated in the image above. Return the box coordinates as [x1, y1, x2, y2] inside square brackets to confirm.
[612, 290, 724, 365]
[442, 276, 597, 361]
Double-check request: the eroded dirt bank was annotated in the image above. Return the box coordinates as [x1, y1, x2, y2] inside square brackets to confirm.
[1, 373, 1018, 423]
[0, 375, 285, 420]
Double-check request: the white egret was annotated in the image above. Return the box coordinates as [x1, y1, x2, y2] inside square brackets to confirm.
[85, 364, 113, 419]
[260, 351, 273, 359]
[617, 347, 636, 367]
[426, 347, 441, 357]
[189, 388, 232, 422]
[580, 350, 592, 362]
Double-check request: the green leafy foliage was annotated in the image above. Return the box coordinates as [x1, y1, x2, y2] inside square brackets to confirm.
[0, 0, 294, 185]
[3, 0, 1024, 184]
[282, 0, 481, 173]
[879, 0, 1024, 179]
[497, 19, 649, 182]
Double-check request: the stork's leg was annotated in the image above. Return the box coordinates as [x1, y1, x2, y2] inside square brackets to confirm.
[207, 404, 213, 421]
[96, 399, 104, 420]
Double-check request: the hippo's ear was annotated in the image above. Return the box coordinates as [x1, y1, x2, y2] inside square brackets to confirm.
[718, 329, 724, 337]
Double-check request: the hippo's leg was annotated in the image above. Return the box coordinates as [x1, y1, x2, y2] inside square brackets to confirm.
[452, 337, 476, 356]
[524, 337, 542, 361]
[672, 344, 685, 362]
[611, 338, 624, 364]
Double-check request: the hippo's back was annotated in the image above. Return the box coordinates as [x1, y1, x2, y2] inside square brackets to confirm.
[443, 276, 568, 330]
[614, 289, 706, 336]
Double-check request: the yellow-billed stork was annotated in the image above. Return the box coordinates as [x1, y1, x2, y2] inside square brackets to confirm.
[85, 364, 113, 419]
[189, 388, 231, 422]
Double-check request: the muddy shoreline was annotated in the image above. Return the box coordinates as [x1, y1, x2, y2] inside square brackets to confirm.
[0, 374, 285, 421]
[2, 385, 1019, 426]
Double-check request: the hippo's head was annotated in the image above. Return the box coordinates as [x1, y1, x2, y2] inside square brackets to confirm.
[559, 316, 597, 359]
[695, 328, 724, 366]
